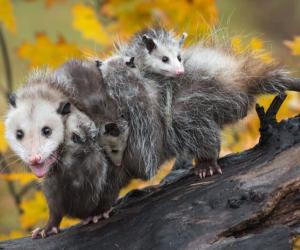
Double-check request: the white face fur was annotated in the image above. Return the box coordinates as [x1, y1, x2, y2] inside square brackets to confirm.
[141, 33, 187, 77]
[145, 42, 184, 77]
[5, 98, 66, 178]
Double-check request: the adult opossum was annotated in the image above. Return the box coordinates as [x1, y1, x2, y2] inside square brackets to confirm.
[5, 69, 130, 238]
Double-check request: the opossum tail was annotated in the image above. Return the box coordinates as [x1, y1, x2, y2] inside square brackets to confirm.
[241, 56, 300, 96]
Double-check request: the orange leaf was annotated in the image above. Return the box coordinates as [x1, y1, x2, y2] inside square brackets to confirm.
[284, 36, 300, 56]
[46, 0, 66, 8]
[17, 33, 84, 68]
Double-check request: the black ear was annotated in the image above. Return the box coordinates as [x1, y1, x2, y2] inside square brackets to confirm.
[142, 35, 156, 53]
[104, 123, 120, 137]
[71, 133, 85, 144]
[57, 102, 71, 115]
[125, 57, 135, 68]
[95, 60, 102, 68]
[8, 93, 16, 108]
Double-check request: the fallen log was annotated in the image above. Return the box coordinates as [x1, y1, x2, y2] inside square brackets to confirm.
[1, 93, 300, 250]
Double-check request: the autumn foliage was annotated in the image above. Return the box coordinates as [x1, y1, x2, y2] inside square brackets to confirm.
[0, 0, 300, 242]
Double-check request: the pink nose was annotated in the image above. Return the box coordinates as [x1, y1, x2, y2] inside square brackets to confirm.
[176, 68, 184, 75]
[29, 155, 42, 165]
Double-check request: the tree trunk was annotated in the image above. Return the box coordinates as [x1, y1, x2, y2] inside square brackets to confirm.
[1, 94, 300, 250]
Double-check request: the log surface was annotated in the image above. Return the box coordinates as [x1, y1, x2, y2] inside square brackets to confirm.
[1, 94, 300, 250]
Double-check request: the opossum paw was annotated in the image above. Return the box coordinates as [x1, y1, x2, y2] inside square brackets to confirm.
[92, 215, 103, 223]
[102, 207, 113, 219]
[194, 160, 222, 179]
[82, 217, 93, 225]
[32, 226, 59, 239]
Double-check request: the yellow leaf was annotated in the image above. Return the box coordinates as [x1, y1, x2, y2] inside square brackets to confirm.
[119, 159, 174, 197]
[72, 3, 110, 45]
[17, 33, 84, 67]
[0, 172, 37, 185]
[250, 37, 263, 50]
[0, 0, 16, 33]
[102, 0, 218, 37]
[20, 191, 48, 229]
[293, 235, 300, 250]
[231, 36, 243, 54]
[61, 217, 80, 228]
[0, 122, 8, 153]
[284, 36, 300, 56]
[0, 230, 26, 241]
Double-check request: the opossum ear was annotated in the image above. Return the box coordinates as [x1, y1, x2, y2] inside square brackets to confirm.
[104, 123, 120, 137]
[95, 60, 102, 68]
[71, 133, 85, 144]
[8, 93, 17, 108]
[125, 57, 135, 68]
[57, 102, 71, 115]
[179, 32, 187, 47]
[142, 35, 156, 53]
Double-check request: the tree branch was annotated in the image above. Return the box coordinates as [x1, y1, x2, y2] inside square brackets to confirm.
[1, 94, 300, 249]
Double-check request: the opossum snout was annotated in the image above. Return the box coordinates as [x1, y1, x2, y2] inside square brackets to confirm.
[176, 68, 184, 75]
[29, 155, 42, 166]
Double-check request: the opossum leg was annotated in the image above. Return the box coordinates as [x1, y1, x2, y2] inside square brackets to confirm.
[32, 211, 62, 239]
[194, 159, 222, 179]
[91, 207, 113, 223]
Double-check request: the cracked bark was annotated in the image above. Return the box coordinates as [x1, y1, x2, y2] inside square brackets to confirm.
[1, 94, 300, 250]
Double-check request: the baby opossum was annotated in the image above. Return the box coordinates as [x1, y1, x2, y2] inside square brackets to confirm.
[117, 27, 189, 169]
[117, 27, 187, 78]
[5, 69, 130, 238]
[54, 59, 130, 168]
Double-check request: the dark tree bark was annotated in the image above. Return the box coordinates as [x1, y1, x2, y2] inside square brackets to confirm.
[1, 94, 300, 250]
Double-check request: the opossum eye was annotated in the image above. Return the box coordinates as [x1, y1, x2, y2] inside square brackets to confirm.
[41, 126, 52, 138]
[177, 55, 181, 62]
[162, 56, 169, 63]
[16, 129, 24, 140]
[111, 149, 119, 154]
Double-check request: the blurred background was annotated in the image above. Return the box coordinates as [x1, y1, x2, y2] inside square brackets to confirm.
[1, 0, 300, 241]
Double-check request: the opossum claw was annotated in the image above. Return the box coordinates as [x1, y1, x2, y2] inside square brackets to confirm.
[82, 217, 93, 225]
[103, 208, 113, 219]
[32, 226, 59, 239]
[92, 215, 103, 223]
[209, 167, 213, 176]
[217, 166, 223, 174]
[198, 172, 203, 179]
[195, 159, 222, 179]
[32, 227, 41, 239]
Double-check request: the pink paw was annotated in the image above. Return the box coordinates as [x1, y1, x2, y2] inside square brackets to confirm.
[32, 226, 59, 239]
[195, 160, 222, 179]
